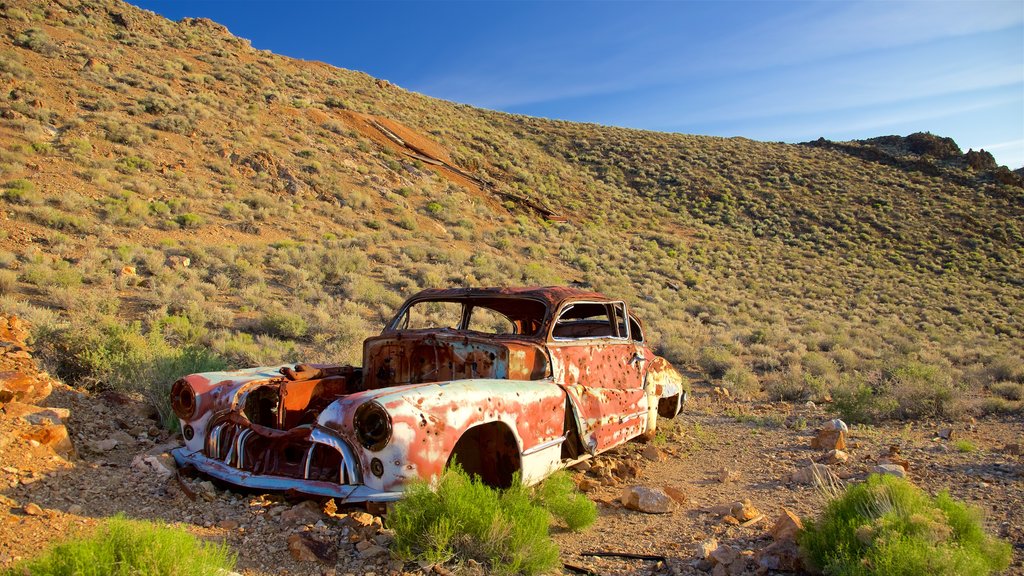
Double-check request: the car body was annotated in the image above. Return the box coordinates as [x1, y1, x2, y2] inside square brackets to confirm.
[170, 286, 686, 503]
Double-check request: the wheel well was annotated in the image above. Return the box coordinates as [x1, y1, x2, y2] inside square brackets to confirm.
[447, 422, 521, 489]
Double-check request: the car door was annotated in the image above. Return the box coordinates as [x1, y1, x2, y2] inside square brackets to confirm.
[546, 300, 648, 454]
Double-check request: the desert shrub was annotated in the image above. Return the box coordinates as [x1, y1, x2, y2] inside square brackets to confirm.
[722, 365, 760, 398]
[989, 381, 1023, 401]
[884, 361, 958, 419]
[2, 514, 235, 576]
[698, 346, 736, 378]
[259, 309, 308, 339]
[36, 317, 225, 428]
[14, 28, 58, 57]
[20, 260, 83, 288]
[3, 178, 41, 204]
[390, 465, 579, 575]
[210, 331, 298, 367]
[985, 355, 1024, 384]
[529, 471, 597, 531]
[0, 270, 17, 295]
[176, 212, 203, 228]
[800, 474, 1011, 576]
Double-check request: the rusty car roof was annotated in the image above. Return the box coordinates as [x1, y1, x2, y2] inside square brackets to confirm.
[407, 286, 612, 308]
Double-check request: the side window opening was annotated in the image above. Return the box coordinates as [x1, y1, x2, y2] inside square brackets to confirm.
[552, 302, 628, 340]
[628, 315, 644, 343]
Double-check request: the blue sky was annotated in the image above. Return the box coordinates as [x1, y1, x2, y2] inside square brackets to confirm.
[130, 1, 1024, 168]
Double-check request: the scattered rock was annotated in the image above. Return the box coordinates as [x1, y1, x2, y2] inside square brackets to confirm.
[710, 544, 738, 566]
[878, 446, 909, 471]
[769, 508, 804, 541]
[577, 478, 597, 493]
[1004, 443, 1021, 456]
[196, 480, 217, 502]
[90, 438, 119, 452]
[717, 467, 739, 483]
[620, 486, 676, 514]
[729, 499, 761, 522]
[281, 500, 324, 525]
[790, 463, 833, 485]
[287, 533, 335, 563]
[21, 424, 74, 456]
[642, 444, 665, 462]
[0, 372, 52, 406]
[937, 428, 953, 440]
[822, 419, 848, 433]
[810, 428, 847, 451]
[131, 454, 174, 478]
[694, 537, 718, 559]
[217, 519, 239, 530]
[820, 449, 849, 465]
[358, 543, 387, 559]
[571, 460, 592, 473]
[119, 265, 136, 277]
[873, 464, 907, 478]
[22, 503, 43, 516]
[756, 539, 803, 572]
[662, 485, 688, 505]
[167, 255, 191, 268]
[67, 504, 83, 515]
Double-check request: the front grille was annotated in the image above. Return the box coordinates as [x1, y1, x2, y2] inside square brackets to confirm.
[205, 421, 352, 484]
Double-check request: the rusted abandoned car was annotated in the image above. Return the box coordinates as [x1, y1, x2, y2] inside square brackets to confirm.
[171, 286, 686, 503]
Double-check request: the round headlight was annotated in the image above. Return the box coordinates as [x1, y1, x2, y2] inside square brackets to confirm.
[170, 379, 197, 420]
[354, 402, 392, 452]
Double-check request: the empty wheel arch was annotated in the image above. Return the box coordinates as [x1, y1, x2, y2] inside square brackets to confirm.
[446, 422, 521, 489]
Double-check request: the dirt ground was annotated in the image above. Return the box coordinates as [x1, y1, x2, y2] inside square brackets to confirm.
[1, 377, 1020, 576]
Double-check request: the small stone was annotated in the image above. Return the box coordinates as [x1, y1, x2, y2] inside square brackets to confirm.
[67, 504, 83, 515]
[217, 519, 239, 530]
[642, 444, 665, 462]
[810, 428, 847, 451]
[571, 460, 592, 473]
[822, 449, 849, 465]
[620, 486, 676, 514]
[196, 481, 217, 502]
[22, 424, 74, 456]
[281, 500, 323, 525]
[717, 468, 739, 483]
[577, 478, 597, 493]
[710, 544, 738, 566]
[729, 499, 760, 522]
[694, 537, 718, 560]
[822, 419, 849, 433]
[769, 509, 804, 541]
[662, 485, 688, 505]
[1004, 443, 1021, 456]
[22, 503, 43, 516]
[937, 428, 953, 440]
[873, 464, 907, 478]
[91, 438, 119, 452]
[790, 463, 833, 485]
[756, 539, 803, 571]
[358, 544, 387, 559]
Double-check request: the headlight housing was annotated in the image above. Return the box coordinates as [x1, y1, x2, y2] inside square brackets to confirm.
[170, 379, 197, 420]
[354, 401, 392, 451]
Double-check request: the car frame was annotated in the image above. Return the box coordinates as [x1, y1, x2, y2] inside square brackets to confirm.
[170, 286, 686, 503]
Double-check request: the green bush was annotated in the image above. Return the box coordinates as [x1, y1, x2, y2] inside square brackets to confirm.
[800, 474, 1011, 576]
[35, 318, 225, 429]
[529, 471, 597, 531]
[259, 309, 308, 339]
[698, 346, 736, 378]
[2, 514, 235, 576]
[389, 465, 594, 575]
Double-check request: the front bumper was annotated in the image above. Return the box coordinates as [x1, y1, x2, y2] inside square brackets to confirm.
[172, 448, 404, 502]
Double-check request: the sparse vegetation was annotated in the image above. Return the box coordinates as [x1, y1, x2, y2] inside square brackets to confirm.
[389, 466, 593, 575]
[800, 474, 1011, 576]
[2, 514, 236, 576]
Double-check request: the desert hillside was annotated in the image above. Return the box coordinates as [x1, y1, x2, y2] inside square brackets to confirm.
[0, 0, 1021, 574]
